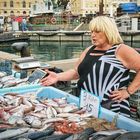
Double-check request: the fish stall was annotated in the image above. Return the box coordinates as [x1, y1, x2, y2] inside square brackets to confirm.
[0, 58, 70, 90]
[0, 86, 140, 140]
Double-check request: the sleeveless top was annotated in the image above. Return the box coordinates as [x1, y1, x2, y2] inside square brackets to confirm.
[77, 45, 130, 117]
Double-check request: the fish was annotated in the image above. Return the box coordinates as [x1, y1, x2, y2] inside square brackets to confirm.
[0, 128, 7, 133]
[24, 115, 42, 128]
[89, 135, 106, 140]
[115, 132, 140, 140]
[10, 127, 55, 140]
[15, 138, 31, 140]
[46, 106, 57, 119]
[100, 133, 122, 140]
[0, 127, 30, 139]
[37, 133, 72, 140]
[66, 127, 96, 140]
[27, 127, 55, 140]
[89, 129, 127, 140]
[8, 132, 31, 140]
[89, 133, 121, 140]
[42, 117, 65, 125]
[0, 71, 7, 78]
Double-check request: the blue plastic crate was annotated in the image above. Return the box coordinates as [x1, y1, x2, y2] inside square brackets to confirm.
[0, 86, 140, 131]
[0, 84, 41, 94]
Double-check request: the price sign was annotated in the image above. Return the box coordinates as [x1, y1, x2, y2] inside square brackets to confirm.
[80, 89, 100, 118]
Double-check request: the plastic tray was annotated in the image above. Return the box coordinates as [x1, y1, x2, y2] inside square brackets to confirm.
[0, 86, 140, 131]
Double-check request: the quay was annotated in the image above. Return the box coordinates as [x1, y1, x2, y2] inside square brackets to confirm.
[0, 51, 19, 60]
[0, 51, 78, 71]
[14, 30, 91, 42]
[13, 30, 140, 43]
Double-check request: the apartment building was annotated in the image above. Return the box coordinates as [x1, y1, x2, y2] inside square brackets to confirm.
[0, 0, 45, 17]
[0, 0, 139, 17]
[70, 0, 138, 16]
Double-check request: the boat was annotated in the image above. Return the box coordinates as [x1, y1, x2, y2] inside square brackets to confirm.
[0, 31, 30, 43]
[36, 31, 58, 37]
[120, 31, 140, 36]
[63, 31, 85, 36]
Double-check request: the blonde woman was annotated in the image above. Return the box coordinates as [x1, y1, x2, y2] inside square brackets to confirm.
[41, 16, 140, 117]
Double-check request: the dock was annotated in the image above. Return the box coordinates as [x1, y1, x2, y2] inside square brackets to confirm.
[0, 51, 19, 60]
[13, 30, 140, 43]
[14, 30, 91, 42]
[0, 51, 78, 71]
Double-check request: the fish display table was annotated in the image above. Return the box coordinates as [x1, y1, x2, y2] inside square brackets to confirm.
[0, 86, 140, 131]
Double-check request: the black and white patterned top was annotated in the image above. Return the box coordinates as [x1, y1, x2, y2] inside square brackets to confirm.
[77, 45, 130, 117]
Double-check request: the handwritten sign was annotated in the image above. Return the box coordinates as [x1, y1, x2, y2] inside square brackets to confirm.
[80, 89, 100, 118]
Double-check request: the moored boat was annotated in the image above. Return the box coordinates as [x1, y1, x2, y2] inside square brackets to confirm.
[36, 31, 58, 37]
[0, 31, 30, 43]
[63, 31, 85, 36]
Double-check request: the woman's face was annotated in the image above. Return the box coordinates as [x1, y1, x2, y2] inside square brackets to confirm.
[91, 31, 109, 47]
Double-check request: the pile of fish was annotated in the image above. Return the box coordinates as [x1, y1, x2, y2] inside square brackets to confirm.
[0, 72, 28, 88]
[0, 90, 138, 140]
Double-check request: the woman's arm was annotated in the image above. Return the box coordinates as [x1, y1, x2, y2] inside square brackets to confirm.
[117, 44, 140, 94]
[41, 46, 91, 86]
[110, 44, 140, 101]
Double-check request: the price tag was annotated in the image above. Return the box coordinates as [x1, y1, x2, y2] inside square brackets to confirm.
[80, 89, 100, 118]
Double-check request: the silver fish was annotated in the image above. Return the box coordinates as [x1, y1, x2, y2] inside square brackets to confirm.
[66, 127, 96, 140]
[42, 117, 65, 125]
[89, 129, 127, 140]
[24, 115, 42, 128]
[46, 106, 57, 119]
[0, 127, 30, 139]
[115, 132, 140, 140]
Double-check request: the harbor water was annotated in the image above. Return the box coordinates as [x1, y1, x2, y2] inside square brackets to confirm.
[0, 39, 140, 62]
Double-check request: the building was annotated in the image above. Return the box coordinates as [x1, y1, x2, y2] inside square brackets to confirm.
[70, 0, 97, 16]
[0, 0, 45, 17]
[30, 0, 53, 16]
[70, 0, 139, 17]
[0, 0, 139, 18]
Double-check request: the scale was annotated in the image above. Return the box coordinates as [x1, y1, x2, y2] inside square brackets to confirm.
[16, 61, 41, 69]
[12, 57, 41, 70]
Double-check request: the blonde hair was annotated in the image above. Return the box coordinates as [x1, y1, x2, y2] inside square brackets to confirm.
[89, 16, 123, 45]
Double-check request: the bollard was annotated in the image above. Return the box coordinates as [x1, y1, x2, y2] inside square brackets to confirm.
[11, 42, 31, 57]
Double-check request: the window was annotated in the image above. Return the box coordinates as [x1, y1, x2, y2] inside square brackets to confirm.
[4, 1, 7, 7]
[33, 5, 36, 11]
[29, 2, 31, 8]
[22, 1, 26, 8]
[4, 11, 7, 14]
[23, 11, 26, 14]
[17, 2, 20, 7]
[10, 11, 14, 16]
[10, 0, 14, 7]
[10, 11, 14, 14]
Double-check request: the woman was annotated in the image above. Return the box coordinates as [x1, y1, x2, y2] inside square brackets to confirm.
[41, 16, 140, 117]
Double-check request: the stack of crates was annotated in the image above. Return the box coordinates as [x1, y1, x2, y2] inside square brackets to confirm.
[129, 91, 140, 121]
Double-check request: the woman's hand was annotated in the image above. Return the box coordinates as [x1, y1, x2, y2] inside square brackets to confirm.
[110, 89, 130, 102]
[40, 69, 58, 86]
